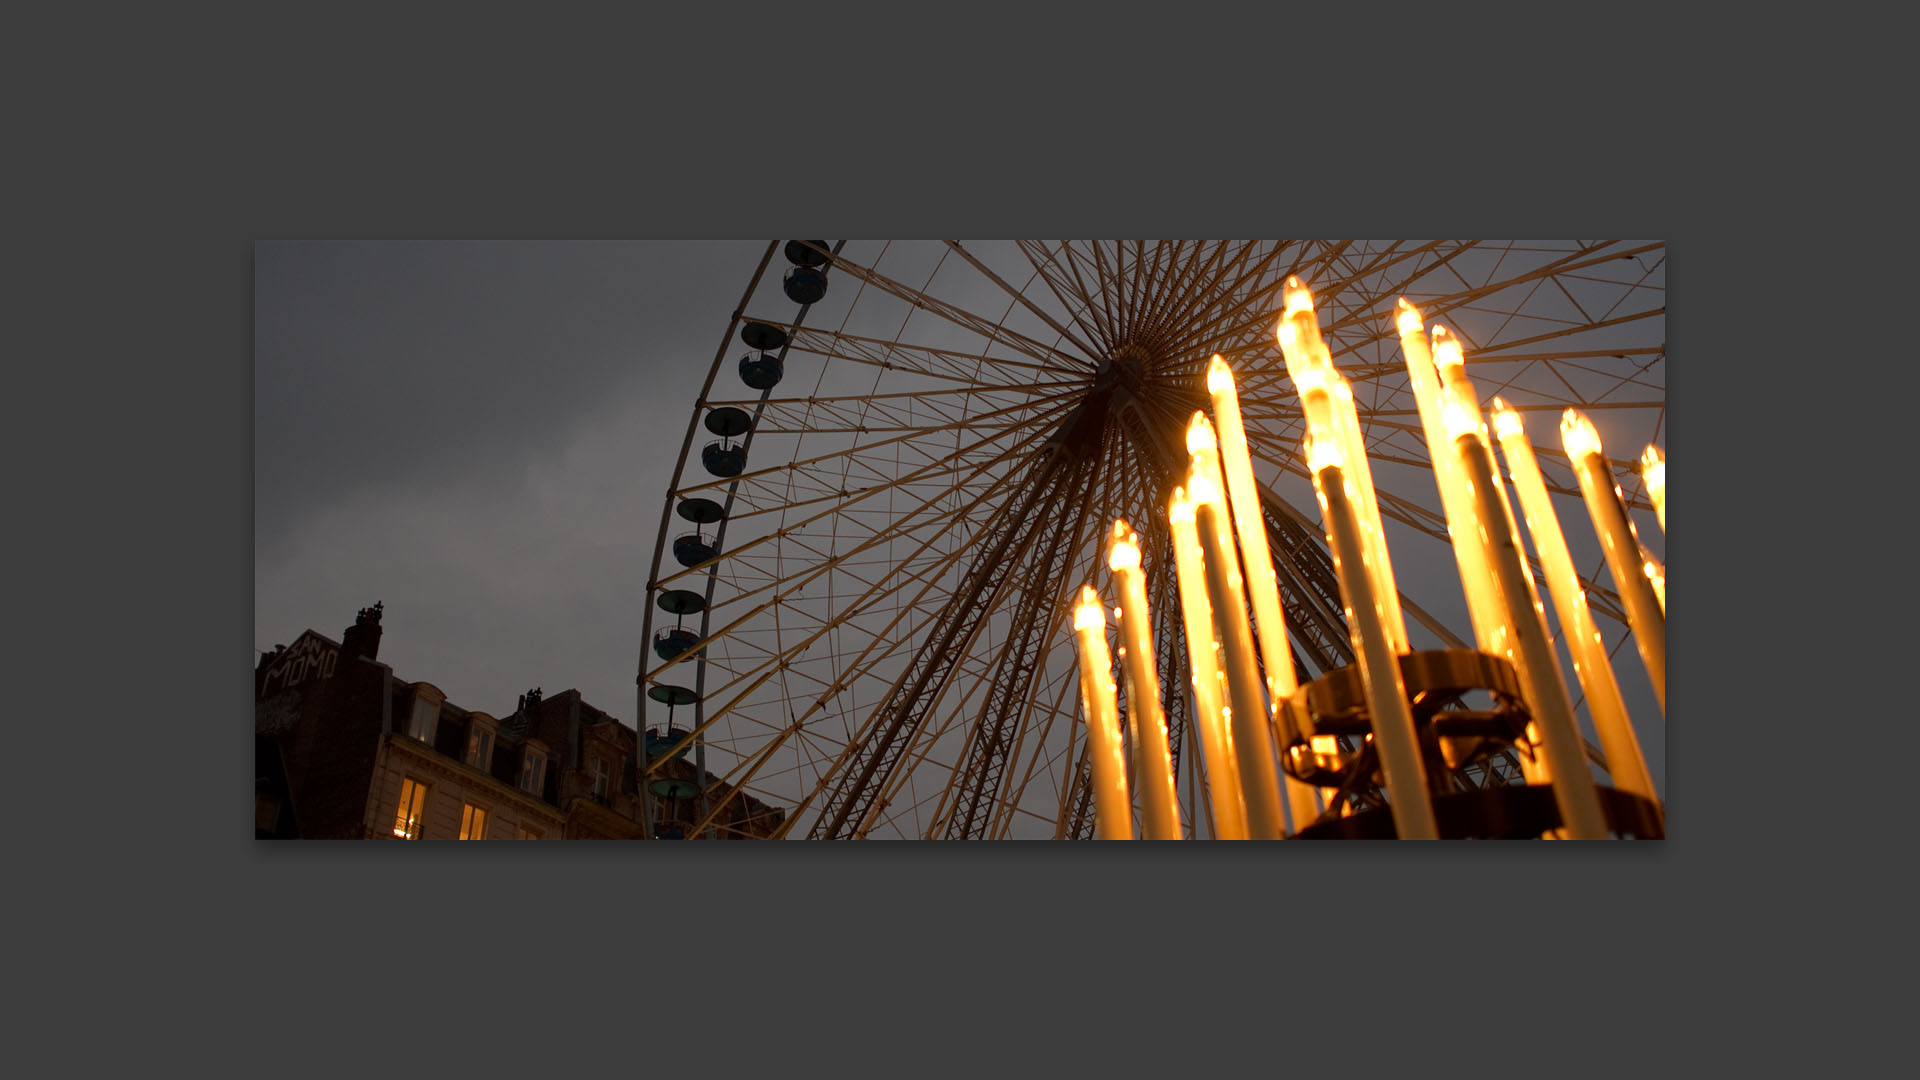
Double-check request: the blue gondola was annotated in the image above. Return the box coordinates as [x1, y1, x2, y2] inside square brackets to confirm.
[702, 441, 746, 477]
[784, 266, 828, 304]
[740, 352, 783, 390]
[653, 627, 701, 661]
[673, 532, 717, 567]
[644, 725, 695, 762]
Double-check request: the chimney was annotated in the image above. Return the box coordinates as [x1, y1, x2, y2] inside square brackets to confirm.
[341, 601, 384, 661]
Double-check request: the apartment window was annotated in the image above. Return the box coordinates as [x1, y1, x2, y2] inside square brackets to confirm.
[519, 749, 546, 795]
[591, 755, 609, 799]
[466, 727, 493, 769]
[519, 825, 542, 840]
[459, 803, 489, 840]
[393, 777, 429, 839]
[408, 696, 439, 743]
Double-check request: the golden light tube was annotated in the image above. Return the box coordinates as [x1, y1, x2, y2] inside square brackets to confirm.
[1107, 521, 1183, 841]
[1072, 586, 1133, 840]
[1168, 488, 1250, 840]
[1617, 480, 1664, 616]
[1281, 282, 1410, 656]
[1189, 471, 1288, 840]
[1278, 275, 1332, 371]
[1305, 434, 1438, 839]
[1203, 361, 1299, 697]
[1448, 406, 1610, 839]
[1424, 321, 1549, 783]
[1562, 410, 1666, 712]
[1490, 399, 1658, 809]
[1641, 444, 1665, 533]
[1192, 393, 1321, 833]
[1330, 373, 1409, 653]
[1395, 303, 1507, 656]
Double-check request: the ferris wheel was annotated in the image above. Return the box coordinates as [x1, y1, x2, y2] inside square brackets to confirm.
[637, 240, 1665, 840]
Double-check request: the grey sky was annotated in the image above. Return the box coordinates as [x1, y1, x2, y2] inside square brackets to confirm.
[256, 241, 766, 724]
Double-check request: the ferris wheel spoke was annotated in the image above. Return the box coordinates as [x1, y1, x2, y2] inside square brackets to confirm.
[943, 241, 1104, 361]
[1049, 241, 1122, 352]
[768, 449, 1076, 836]
[808, 448, 1099, 838]
[650, 418, 1067, 690]
[1158, 242, 1346, 361]
[1138, 239, 1270, 354]
[1087, 242, 1141, 347]
[1385, 242, 1663, 339]
[1014, 239, 1119, 356]
[987, 638, 1089, 840]
[805, 249, 1088, 374]
[875, 446, 1110, 839]
[668, 382, 1081, 507]
[929, 430, 1110, 839]
[745, 320, 1077, 387]
[708, 380, 1084, 432]
[1184, 241, 1466, 367]
[1130, 239, 1217, 344]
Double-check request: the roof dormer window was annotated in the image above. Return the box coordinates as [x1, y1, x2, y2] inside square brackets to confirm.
[465, 712, 497, 770]
[519, 744, 547, 796]
[407, 683, 445, 743]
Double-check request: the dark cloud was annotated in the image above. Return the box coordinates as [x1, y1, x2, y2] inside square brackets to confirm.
[254, 240, 763, 558]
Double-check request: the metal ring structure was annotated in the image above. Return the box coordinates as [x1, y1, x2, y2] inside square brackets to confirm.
[637, 241, 1665, 840]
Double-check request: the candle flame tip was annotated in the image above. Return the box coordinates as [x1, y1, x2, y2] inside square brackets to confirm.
[1559, 410, 1602, 458]
[1206, 355, 1233, 392]
[1490, 400, 1523, 438]
[1185, 413, 1218, 453]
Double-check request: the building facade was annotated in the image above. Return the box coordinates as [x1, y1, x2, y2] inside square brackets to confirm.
[255, 604, 784, 840]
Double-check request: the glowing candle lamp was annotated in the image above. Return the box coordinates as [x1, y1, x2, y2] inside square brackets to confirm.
[1562, 410, 1666, 712]
[1168, 488, 1250, 840]
[1304, 433, 1438, 840]
[1189, 463, 1288, 840]
[1072, 586, 1133, 840]
[1278, 283, 1408, 657]
[1490, 399, 1658, 810]
[1330, 373, 1409, 653]
[1108, 521, 1182, 841]
[1641, 444, 1665, 533]
[1446, 403, 1609, 839]
[1189, 396, 1322, 833]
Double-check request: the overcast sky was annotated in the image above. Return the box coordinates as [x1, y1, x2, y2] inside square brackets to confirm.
[256, 241, 768, 724]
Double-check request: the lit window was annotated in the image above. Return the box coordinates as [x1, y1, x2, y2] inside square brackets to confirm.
[459, 803, 489, 840]
[519, 750, 546, 794]
[393, 777, 428, 839]
[592, 755, 609, 798]
[466, 728, 493, 769]
[519, 825, 542, 840]
[408, 695, 439, 742]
